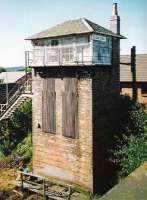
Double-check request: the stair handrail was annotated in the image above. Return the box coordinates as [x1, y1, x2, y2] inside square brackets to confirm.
[0, 104, 7, 114]
[0, 85, 23, 116]
[0, 77, 32, 117]
[0, 73, 32, 105]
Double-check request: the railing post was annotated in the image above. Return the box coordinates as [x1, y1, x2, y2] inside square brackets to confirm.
[25, 51, 28, 67]
[43, 47, 46, 66]
[5, 71, 9, 105]
[73, 41, 77, 64]
[82, 47, 84, 64]
[59, 48, 61, 66]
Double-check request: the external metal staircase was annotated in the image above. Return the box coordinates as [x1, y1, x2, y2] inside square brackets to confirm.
[0, 77, 32, 121]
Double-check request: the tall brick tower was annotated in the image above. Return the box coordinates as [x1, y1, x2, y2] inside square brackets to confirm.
[26, 3, 125, 195]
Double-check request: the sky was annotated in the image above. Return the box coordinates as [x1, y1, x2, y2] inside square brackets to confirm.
[0, 0, 146, 67]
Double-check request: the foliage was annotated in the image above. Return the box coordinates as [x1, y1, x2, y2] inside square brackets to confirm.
[0, 67, 6, 73]
[0, 150, 5, 159]
[114, 132, 147, 176]
[110, 95, 147, 177]
[12, 133, 32, 162]
[27, 68, 32, 73]
[0, 99, 32, 157]
[119, 96, 146, 135]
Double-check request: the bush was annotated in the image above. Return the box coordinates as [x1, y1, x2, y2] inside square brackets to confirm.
[110, 96, 147, 177]
[122, 98, 146, 135]
[114, 132, 147, 176]
[115, 95, 146, 136]
[0, 99, 32, 157]
[12, 133, 32, 162]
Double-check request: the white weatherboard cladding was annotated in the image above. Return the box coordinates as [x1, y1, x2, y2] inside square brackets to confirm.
[31, 34, 112, 66]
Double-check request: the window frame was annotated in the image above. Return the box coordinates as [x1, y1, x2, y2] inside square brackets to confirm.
[51, 39, 59, 46]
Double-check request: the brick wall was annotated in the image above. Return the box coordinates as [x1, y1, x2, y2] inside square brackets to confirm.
[32, 38, 120, 192]
[32, 68, 93, 190]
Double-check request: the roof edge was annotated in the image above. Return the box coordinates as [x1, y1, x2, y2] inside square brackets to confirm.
[82, 18, 94, 32]
[25, 17, 126, 40]
[25, 32, 92, 41]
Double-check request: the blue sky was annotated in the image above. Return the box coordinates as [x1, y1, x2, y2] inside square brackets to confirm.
[0, 0, 146, 67]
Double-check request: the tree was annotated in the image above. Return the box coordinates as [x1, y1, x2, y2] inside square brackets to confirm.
[0, 67, 6, 73]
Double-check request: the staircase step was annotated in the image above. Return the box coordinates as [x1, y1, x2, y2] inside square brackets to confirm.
[0, 92, 32, 121]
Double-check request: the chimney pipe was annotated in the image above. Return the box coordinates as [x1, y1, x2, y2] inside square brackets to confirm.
[112, 3, 118, 15]
[110, 3, 120, 35]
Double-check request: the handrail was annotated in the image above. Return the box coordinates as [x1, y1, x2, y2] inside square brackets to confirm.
[0, 78, 32, 117]
[27, 43, 112, 67]
[0, 73, 31, 105]
[27, 43, 92, 67]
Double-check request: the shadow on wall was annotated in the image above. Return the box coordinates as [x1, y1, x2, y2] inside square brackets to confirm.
[92, 91, 146, 194]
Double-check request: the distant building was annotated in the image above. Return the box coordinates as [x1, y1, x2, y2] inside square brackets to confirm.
[120, 54, 147, 105]
[26, 3, 125, 193]
[0, 71, 25, 84]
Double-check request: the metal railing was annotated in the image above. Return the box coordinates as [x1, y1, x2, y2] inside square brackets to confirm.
[26, 43, 112, 67]
[26, 43, 92, 66]
[0, 78, 32, 117]
[0, 104, 7, 114]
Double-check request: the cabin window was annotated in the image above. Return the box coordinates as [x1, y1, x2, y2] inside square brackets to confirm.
[44, 39, 51, 46]
[141, 83, 147, 97]
[62, 37, 73, 45]
[62, 48, 74, 63]
[33, 40, 39, 46]
[93, 36, 112, 65]
[62, 78, 78, 138]
[51, 39, 59, 46]
[35, 40, 44, 46]
[76, 36, 90, 44]
[98, 49, 101, 61]
[42, 78, 56, 133]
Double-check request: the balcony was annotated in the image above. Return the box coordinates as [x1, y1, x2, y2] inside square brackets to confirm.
[26, 42, 112, 67]
[26, 43, 93, 67]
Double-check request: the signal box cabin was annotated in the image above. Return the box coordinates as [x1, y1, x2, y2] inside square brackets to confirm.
[26, 3, 125, 193]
